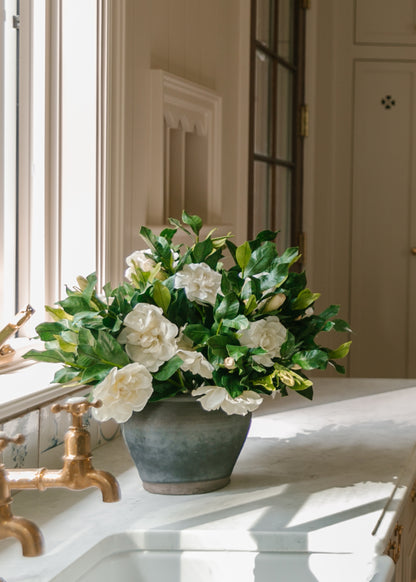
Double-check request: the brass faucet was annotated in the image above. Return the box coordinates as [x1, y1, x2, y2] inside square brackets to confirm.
[6, 398, 121, 502]
[0, 398, 120, 556]
[0, 433, 44, 556]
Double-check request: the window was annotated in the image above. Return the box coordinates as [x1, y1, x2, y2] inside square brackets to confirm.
[0, 0, 102, 335]
[248, 0, 307, 253]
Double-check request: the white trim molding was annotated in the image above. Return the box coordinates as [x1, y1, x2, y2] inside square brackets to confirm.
[149, 70, 222, 226]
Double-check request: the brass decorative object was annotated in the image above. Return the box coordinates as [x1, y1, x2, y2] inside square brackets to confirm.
[0, 305, 35, 365]
[385, 522, 403, 564]
[0, 398, 120, 556]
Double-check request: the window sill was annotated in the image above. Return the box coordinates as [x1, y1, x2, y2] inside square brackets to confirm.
[0, 360, 80, 422]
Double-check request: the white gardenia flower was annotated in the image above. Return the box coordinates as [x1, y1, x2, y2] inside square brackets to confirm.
[174, 263, 221, 305]
[125, 249, 156, 281]
[175, 330, 213, 378]
[239, 316, 287, 367]
[177, 348, 214, 378]
[192, 386, 263, 416]
[92, 363, 153, 423]
[118, 303, 178, 372]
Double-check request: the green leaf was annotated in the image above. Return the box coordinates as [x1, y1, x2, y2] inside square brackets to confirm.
[255, 229, 278, 243]
[323, 321, 335, 332]
[81, 273, 98, 302]
[182, 210, 202, 235]
[45, 305, 73, 322]
[59, 295, 93, 315]
[103, 282, 113, 301]
[236, 241, 251, 271]
[139, 225, 158, 248]
[328, 341, 352, 360]
[54, 335, 77, 354]
[244, 294, 258, 316]
[280, 331, 297, 359]
[160, 227, 177, 243]
[241, 277, 262, 301]
[53, 367, 81, 384]
[22, 349, 66, 364]
[95, 330, 130, 367]
[154, 236, 173, 260]
[72, 311, 104, 329]
[207, 334, 236, 351]
[204, 248, 223, 270]
[78, 327, 96, 347]
[292, 349, 329, 370]
[226, 344, 249, 360]
[77, 349, 100, 369]
[168, 217, 192, 236]
[215, 292, 240, 322]
[153, 355, 184, 381]
[259, 262, 290, 290]
[244, 242, 277, 277]
[81, 364, 113, 384]
[184, 324, 211, 344]
[35, 321, 68, 342]
[152, 280, 171, 314]
[295, 384, 314, 400]
[319, 304, 340, 320]
[276, 246, 300, 266]
[226, 240, 238, 262]
[222, 314, 249, 330]
[193, 238, 214, 262]
[333, 318, 352, 333]
[292, 289, 320, 311]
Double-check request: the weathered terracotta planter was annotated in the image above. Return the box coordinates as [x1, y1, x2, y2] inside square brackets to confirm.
[121, 395, 251, 495]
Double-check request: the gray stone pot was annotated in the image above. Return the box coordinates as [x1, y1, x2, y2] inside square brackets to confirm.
[121, 395, 251, 495]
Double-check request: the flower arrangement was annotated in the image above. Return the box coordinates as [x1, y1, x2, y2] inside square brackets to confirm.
[24, 212, 351, 422]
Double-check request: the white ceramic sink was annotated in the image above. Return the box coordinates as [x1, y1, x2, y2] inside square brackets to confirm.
[50, 533, 395, 582]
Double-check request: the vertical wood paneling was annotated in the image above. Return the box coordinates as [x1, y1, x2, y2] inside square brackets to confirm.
[199, 0, 219, 88]
[168, 0, 186, 77]
[184, 0, 201, 84]
[150, 0, 169, 70]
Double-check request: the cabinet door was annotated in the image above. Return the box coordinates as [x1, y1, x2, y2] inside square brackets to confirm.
[355, 0, 416, 45]
[350, 61, 416, 377]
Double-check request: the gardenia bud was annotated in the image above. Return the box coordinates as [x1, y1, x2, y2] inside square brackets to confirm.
[278, 370, 295, 387]
[263, 293, 286, 313]
[76, 276, 89, 291]
[224, 357, 236, 369]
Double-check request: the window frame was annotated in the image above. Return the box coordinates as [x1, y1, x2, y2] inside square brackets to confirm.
[248, 0, 307, 253]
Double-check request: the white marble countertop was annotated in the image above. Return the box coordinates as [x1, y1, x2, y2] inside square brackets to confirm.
[1, 377, 416, 581]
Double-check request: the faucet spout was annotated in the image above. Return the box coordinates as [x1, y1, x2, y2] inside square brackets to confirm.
[0, 504, 44, 557]
[86, 470, 121, 503]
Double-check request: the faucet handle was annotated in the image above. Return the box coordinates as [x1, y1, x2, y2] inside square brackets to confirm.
[0, 432, 25, 453]
[51, 397, 102, 421]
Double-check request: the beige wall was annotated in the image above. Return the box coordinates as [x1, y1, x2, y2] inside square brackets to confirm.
[117, 0, 250, 261]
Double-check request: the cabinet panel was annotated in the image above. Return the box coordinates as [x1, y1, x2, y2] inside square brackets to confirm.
[350, 61, 416, 377]
[355, 0, 416, 45]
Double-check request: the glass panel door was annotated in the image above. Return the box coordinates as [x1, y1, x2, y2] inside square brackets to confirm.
[248, 0, 306, 256]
